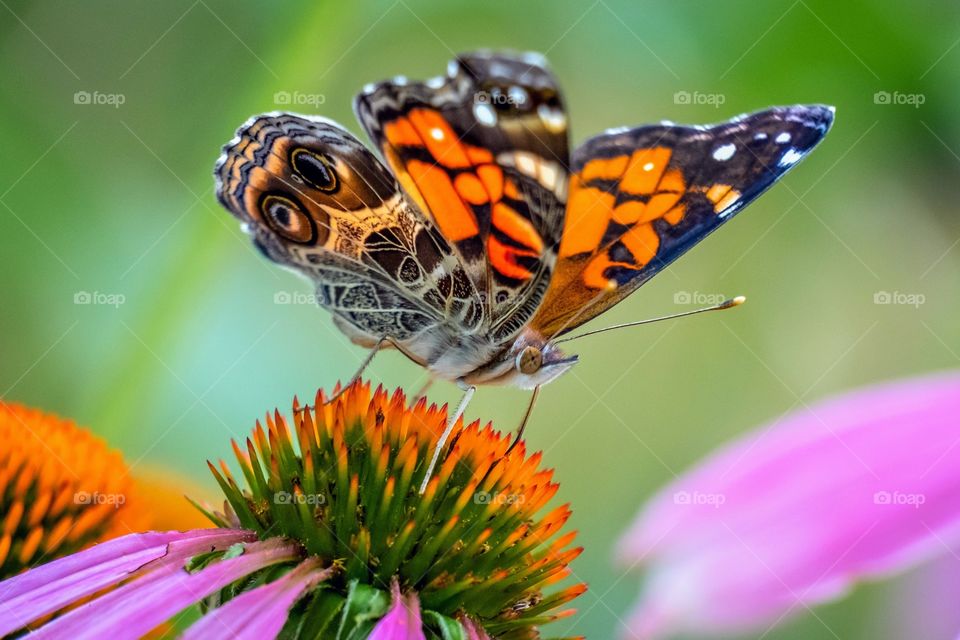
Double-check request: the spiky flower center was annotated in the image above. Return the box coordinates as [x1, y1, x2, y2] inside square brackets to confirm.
[204, 382, 584, 638]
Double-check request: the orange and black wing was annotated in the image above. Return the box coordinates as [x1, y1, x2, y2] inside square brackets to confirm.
[531, 105, 835, 338]
[355, 51, 570, 342]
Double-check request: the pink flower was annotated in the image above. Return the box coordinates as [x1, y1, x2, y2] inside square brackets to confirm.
[0, 528, 292, 638]
[618, 371, 960, 638]
[181, 555, 333, 640]
[369, 579, 426, 640]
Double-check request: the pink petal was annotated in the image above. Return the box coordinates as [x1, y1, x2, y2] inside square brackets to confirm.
[369, 579, 426, 640]
[0, 528, 253, 637]
[182, 558, 332, 639]
[29, 538, 301, 640]
[618, 371, 960, 638]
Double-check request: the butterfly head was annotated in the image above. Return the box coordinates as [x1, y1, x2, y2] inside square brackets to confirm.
[498, 331, 578, 389]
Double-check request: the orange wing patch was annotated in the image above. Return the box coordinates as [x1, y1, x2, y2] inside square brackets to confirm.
[454, 172, 489, 205]
[557, 147, 688, 291]
[493, 203, 543, 253]
[619, 147, 671, 196]
[580, 223, 661, 290]
[406, 159, 478, 242]
[382, 117, 422, 147]
[560, 174, 615, 257]
[488, 235, 538, 280]
[381, 107, 545, 282]
[702, 184, 742, 213]
[407, 109, 472, 168]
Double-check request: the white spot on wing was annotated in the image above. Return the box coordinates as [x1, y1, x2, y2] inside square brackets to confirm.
[642, 162, 655, 172]
[754, 132, 768, 141]
[497, 152, 566, 199]
[474, 102, 497, 126]
[508, 86, 528, 106]
[490, 62, 510, 77]
[537, 104, 567, 133]
[719, 200, 743, 218]
[516, 152, 537, 176]
[430, 128, 445, 141]
[775, 132, 792, 144]
[713, 143, 736, 161]
[426, 76, 445, 89]
[521, 51, 546, 66]
[779, 148, 803, 166]
[540, 162, 560, 191]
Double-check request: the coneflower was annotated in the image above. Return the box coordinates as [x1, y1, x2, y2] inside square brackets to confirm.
[0, 403, 150, 579]
[0, 381, 585, 639]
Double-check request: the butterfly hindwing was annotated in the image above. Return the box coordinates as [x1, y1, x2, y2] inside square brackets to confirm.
[531, 105, 835, 337]
[214, 112, 484, 349]
[354, 51, 571, 341]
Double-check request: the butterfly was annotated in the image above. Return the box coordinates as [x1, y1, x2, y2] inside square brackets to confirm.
[215, 51, 833, 488]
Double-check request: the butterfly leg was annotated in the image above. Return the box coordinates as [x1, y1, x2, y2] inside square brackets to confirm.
[328, 338, 388, 401]
[419, 378, 475, 494]
[294, 337, 420, 417]
[330, 335, 423, 402]
[506, 385, 541, 456]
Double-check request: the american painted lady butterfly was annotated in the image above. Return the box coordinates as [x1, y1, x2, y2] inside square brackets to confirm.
[215, 51, 833, 487]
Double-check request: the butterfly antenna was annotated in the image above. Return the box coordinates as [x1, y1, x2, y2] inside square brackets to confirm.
[552, 296, 745, 345]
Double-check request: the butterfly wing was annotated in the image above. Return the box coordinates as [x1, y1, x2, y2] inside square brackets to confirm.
[354, 51, 570, 342]
[214, 112, 483, 351]
[530, 105, 835, 338]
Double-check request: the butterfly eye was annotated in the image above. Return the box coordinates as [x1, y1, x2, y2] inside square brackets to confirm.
[260, 193, 316, 244]
[515, 346, 543, 375]
[290, 148, 338, 192]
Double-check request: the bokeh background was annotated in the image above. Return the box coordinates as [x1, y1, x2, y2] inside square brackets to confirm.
[2, 1, 959, 637]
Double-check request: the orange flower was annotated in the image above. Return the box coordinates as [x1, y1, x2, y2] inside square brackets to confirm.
[201, 381, 586, 638]
[0, 403, 206, 578]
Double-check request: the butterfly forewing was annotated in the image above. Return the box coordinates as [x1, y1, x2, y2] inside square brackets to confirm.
[354, 51, 571, 341]
[530, 105, 834, 338]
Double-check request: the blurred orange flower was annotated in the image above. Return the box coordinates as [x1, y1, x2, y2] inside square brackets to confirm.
[0, 402, 208, 579]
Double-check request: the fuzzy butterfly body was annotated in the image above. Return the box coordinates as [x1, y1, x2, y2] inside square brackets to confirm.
[215, 51, 833, 392]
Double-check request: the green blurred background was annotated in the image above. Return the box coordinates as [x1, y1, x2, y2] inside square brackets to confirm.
[2, 1, 959, 637]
